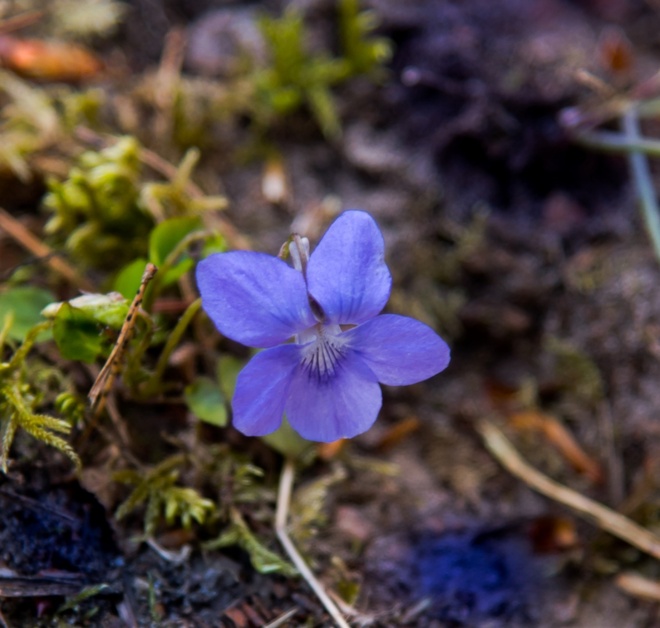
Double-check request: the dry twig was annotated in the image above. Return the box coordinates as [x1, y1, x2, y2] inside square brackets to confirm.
[263, 607, 299, 628]
[275, 458, 351, 628]
[477, 419, 660, 561]
[0, 207, 94, 291]
[79, 264, 157, 452]
[88, 263, 157, 413]
[615, 571, 660, 602]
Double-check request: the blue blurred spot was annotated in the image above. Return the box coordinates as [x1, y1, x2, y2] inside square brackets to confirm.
[410, 526, 539, 624]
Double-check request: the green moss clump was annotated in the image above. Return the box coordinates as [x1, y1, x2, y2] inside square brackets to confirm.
[43, 137, 154, 270]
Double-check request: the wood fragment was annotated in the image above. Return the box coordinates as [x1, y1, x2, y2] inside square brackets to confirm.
[0, 11, 44, 35]
[615, 571, 660, 602]
[153, 27, 186, 140]
[0, 573, 87, 598]
[223, 606, 250, 628]
[264, 607, 299, 628]
[477, 419, 660, 561]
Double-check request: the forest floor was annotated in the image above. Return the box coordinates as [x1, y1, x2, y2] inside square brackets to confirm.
[2, 0, 660, 626]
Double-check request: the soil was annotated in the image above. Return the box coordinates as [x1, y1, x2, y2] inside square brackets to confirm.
[3, 0, 660, 626]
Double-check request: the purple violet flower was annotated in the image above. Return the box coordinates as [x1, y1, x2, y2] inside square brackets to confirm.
[196, 210, 450, 442]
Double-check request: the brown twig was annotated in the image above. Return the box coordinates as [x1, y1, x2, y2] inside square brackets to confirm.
[153, 27, 186, 141]
[275, 458, 351, 628]
[0, 11, 44, 35]
[263, 607, 299, 628]
[88, 263, 158, 412]
[0, 207, 94, 291]
[79, 264, 157, 451]
[600, 401, 625, 505]
[477, 419, 660, 561]
[616, 571, 660, 602]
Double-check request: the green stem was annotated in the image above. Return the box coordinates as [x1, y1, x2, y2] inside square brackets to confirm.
[124, 311, 154, 391]
[576, 130, 660, 157]
[622, 106, 660, 262]
[0, 312, 14, 352]
[142, 298, 202, 398]
[142, 231, 211, 311]
[8, 321, 51, 370]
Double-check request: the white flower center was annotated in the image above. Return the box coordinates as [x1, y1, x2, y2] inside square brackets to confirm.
[299, 324, 346, 381]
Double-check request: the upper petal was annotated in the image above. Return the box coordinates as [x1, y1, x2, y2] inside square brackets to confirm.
[344, 314, 450, 386]
[306, 210, 392, 325]
[232, 344, 300, 436]
[196, 251, 316, 347]
[285, 351, 381, 442]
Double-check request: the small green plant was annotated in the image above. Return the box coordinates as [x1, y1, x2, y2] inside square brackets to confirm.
[255, 8, 347, 139]
[43, 291, 132, 364]
[338, 0, 392, 77]
[139, 148, 227, 219]
[204, 508, 297, 576]
[545, 337, 604, 405]
[114, 454, 216, 537]
[252, 1, 391, 139]
[43, 136, 153, 270]
[0, 317, 80, 472]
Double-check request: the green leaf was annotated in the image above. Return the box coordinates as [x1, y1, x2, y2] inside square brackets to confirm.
[114, 258, 149, 299]
[201, 233, 227, 257]
[0, 286, 54, 341]
[55, 583, 111, 616]
[52, 303, 108, 362]
[149, 216, 203, 286]
[337, 578, 361, 605]
[262, 418, 313, 459]
[184, 377, 227, 427]
[217, 355, 243, 399]
[204, 510, 297, 576]
[160, 258, 194, 287]
[42, 292, 128, 329]
[149, 216, 202, 266]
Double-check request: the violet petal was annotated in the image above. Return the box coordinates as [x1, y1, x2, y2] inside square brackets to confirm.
[232, 344, 300, 436]
[197, 251, 316, 347]
[306, 211, 392, 325]
[345, 314, 450, 385]
[285, 351, 381, 442]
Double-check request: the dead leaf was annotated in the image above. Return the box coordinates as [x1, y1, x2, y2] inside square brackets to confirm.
[509, 411, 603, 483]
[0, 36, 102, 82]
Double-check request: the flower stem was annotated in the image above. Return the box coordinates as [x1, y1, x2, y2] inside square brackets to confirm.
[275, 458, 350, 628]
[289, 234, 310, 275]
[142, 298, 202, 398]
[621, 106, 660, 262]
[142, 231, 211, 311]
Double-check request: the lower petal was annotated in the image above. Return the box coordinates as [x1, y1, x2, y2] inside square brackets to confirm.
[285, 352, 381, 442]
[232, 344, 300, 436]
[345, 314, 450, 386]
